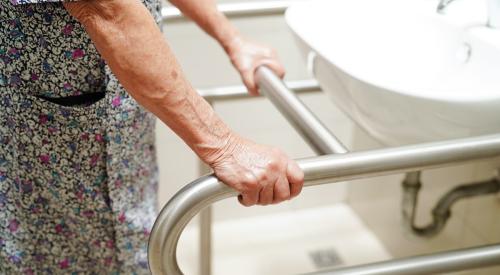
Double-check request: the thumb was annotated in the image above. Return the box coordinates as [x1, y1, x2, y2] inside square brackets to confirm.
[287, 160, 304, 198]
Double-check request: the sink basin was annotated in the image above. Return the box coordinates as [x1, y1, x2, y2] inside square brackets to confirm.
[286, 0, 500, 146]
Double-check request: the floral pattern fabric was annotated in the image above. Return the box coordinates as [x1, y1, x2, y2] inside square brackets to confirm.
[1, 0, 162, 273]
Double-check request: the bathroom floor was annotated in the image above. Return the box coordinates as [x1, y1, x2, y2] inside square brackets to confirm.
[176, 203, 391, 275]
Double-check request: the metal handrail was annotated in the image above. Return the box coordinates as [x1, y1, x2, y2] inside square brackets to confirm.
[194, 78, 320, 275]
[198, 79, 320, 101]
[162, 0, 300, 22]
[154, 0, 500, 272]
[256, 67, 347, 154]
[148, 133, 500, 274]
[311, 243, 500, 275]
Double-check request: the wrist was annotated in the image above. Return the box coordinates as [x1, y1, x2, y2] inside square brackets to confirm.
[194, 127, 238, 166]
[221, 34, 244, 56]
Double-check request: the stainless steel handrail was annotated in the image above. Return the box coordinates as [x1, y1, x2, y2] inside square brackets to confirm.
[310, 243, 500, 275]
[148, 133, 500, 274]
[195, 79, 320, 275]
[198, 79, 319, 101]
[155, 0, 500, 271]
[256, 67, 347, 154]
[162, 0, 300, 22]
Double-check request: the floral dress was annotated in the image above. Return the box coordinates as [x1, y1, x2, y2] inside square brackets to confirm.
[1, 0, 161, 273]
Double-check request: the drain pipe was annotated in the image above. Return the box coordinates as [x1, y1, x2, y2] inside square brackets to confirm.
[402, 171, 500, 237]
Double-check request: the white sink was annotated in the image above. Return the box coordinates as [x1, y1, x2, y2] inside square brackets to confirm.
[286, 0, 500, 146]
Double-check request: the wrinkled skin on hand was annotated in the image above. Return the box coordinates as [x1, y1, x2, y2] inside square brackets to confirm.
[227, 37, 286, 95]
[216, 37, 300, 206]
[65, 0, 301, 207]
[208, 134, 304, 206]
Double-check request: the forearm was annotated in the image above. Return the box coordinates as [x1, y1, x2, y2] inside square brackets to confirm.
[64, 0, 232, 163]
[168, 0, 242, 52]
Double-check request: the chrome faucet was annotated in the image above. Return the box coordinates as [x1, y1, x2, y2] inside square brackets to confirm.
[437, 0, 500, 28]
[436, 0, 456, 13]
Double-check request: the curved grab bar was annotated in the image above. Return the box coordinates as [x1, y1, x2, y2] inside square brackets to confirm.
[148, 174, 234, 275]
[148, 133, 500, 275]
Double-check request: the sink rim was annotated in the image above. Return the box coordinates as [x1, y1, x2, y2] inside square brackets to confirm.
[285, 0, 500, 104]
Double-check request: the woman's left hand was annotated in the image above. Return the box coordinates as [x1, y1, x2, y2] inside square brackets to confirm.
[226, 37, 285, 95]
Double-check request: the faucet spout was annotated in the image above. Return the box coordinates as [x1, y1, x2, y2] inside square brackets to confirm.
[437, 0, 457, 13]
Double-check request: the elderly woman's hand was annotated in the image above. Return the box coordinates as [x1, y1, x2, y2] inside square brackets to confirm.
[206, 134, 304, 206]
[226, 37, 285, 95]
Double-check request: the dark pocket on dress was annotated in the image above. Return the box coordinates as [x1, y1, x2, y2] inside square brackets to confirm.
[6, 90, 109, 127]
[36, 92, 106, 107]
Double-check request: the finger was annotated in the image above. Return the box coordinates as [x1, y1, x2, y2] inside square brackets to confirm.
[287, 160, 304, 198]
[238, 190, 259, 207]
[258, 181, 274, 206]
[242, 70, 258, 96]
[259, 59, 286, 79]
[250, 60, 284, 95]
[238, 172, 260, 207]
[273, 175, 291, 204]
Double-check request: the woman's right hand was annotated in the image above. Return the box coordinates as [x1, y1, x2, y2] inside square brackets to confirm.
[206, 134, 304, 206]
[64, 0, 303, 207]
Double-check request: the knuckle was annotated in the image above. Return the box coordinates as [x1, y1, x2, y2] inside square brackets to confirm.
[257, 171, 269, 183]
[242, 175, 259, 192]
[241, 172, 256, 184]
[267, 158, 280, 171]
[251, 182, 262, 193]
[245, 181, 259, 192]
[257, 182, 267, 191]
